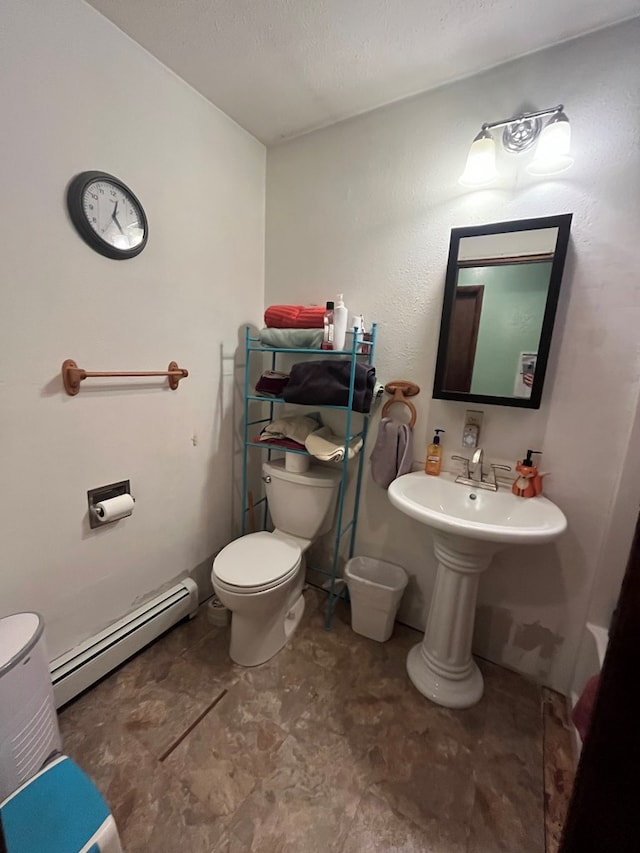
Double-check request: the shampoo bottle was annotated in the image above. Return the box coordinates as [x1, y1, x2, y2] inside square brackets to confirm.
[425, 429, 445, 476]
[333, 294, 349, 351]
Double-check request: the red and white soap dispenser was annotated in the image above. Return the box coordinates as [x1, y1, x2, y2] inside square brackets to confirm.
[512, 450, 545, 498]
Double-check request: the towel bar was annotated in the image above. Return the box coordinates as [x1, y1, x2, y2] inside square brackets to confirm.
[381, 380, 420, 429]
[62, 359, 189, 395]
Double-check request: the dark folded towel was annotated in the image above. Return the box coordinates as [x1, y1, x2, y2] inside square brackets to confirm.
[282, 360, 376, 413]
[255, 370, 290, 397]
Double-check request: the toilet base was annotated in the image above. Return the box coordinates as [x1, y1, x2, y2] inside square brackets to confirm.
[228, 590, 305, 666]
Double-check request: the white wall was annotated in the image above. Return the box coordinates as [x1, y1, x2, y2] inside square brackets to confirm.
[266, 20, 640, 693]
[0, 0, 265, 658]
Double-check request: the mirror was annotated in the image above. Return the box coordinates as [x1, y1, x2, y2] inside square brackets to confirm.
[433, 214, 572, 409]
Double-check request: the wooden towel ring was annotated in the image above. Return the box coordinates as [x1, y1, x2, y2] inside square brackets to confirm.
[381, 380, 420, 429]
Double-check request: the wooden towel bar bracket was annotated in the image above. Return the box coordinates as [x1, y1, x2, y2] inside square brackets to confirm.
[381, 380, 421, 429]
[62, 359, 189, 396]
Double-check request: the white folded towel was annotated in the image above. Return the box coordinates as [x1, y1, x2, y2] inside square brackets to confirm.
[304, 426, 363, 461]
[260, 415, 320, 446]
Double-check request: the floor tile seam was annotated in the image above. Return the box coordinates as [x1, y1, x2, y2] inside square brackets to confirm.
[176, 626, 223, 659]
[119, 667, 235, 713]
[191, 699, 294, 813]
[175, 669, 242, 703]
[157, 687, 229, 761]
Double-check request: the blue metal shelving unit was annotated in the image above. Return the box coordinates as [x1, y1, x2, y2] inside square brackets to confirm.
[241, 323, 377, 629]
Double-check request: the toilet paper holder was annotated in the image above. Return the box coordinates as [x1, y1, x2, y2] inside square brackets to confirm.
[87, 480, 134, 529]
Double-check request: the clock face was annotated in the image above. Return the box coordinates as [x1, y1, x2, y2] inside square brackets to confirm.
[82, 179, 145, 251]
[67, 171, 148, 259]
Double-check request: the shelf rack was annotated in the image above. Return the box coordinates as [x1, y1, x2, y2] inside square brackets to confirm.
[241, 324, 377, 629]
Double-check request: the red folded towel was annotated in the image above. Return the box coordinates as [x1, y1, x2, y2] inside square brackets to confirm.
[264, 305, 325, 329]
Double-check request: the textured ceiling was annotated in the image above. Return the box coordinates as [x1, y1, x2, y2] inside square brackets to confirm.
[87, 0, 639, 143]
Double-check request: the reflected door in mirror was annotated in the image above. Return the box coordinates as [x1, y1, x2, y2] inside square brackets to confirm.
[444, 285, 484, 392]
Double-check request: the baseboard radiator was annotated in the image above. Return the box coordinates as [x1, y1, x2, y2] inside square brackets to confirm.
[50, 578, 199, 708]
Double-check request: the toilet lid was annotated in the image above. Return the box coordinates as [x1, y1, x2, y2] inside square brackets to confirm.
[213, 532, 301, 589]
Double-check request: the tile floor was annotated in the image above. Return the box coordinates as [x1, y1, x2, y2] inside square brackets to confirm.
[59, 589, 573, 852]
[541, 690, 576, 853]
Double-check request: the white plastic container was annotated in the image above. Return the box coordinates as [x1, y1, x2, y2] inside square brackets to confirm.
[333, 294, 349, 351]
[345, 557, 408, 642]
[0, 613, 62, 800]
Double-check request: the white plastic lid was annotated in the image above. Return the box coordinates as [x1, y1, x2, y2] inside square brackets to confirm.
[263, 458, 341, 488]
[0, 613, 43, 670]
[214, 532, 301, 588]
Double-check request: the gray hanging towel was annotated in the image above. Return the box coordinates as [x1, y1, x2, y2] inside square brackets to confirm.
[370, 417, 414, 489]
[282, 360, 376, 413]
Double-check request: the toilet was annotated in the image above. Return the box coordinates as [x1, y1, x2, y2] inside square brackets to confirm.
[211, 458, 341, 666]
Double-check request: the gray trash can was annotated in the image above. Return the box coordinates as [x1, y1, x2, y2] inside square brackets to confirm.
[345, 557, 408, 642]
[0, 613, 62, 800]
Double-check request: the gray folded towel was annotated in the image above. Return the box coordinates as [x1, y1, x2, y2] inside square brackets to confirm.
[259, 328, 324, 349]
[370, 417, 414, 489]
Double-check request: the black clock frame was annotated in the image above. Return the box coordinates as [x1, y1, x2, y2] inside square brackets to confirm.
[66, 171, 148, 260]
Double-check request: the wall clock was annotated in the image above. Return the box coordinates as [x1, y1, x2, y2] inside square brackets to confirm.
[66, 171, 148, 260]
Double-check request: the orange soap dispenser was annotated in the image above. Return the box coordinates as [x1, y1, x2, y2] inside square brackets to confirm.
[425, 429, 445, 476]
[512, 450, 544, 498]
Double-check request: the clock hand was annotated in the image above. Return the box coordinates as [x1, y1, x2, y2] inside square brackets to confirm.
[111, 201, 126, 236]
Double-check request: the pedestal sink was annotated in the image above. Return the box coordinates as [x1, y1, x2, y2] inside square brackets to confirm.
[388, 472, 567, 709]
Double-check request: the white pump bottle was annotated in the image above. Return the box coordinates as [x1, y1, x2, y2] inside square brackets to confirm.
[333, 293, 349, 351]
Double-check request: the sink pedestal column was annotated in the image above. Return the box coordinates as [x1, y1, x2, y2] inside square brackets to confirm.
[407, 532, 501, 709]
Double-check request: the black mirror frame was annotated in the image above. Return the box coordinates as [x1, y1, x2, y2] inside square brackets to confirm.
[433, 213, 573, 409]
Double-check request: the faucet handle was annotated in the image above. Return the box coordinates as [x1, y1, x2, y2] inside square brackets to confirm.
[489, 464, 512, 487]
[451, 455, 470, 479]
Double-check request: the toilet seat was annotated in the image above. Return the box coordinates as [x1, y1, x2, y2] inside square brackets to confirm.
[213, 532, 302, 594]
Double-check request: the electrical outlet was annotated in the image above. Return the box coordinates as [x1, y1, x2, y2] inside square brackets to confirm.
[462, 410, 483, 449]
[462, 424, 479, 449]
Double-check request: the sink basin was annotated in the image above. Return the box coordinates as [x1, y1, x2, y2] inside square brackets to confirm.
[388, 472, 567, 545]
[388, 471, 567, 710]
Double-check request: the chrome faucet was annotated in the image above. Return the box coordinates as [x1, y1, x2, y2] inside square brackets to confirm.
[470, 448, 484, 483]
[452, 449, 512, 492]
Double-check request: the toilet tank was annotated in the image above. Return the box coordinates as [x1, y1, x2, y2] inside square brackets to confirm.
[263, 459, 341, 540]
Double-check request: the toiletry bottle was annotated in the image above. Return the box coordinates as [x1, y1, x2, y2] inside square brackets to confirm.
[333, 294, 348, 351]
[512, 450, 544, 497]
[354, 314, 371, 355]
[321, 300, 335, 350]
[352, 313, 364, 353]
[425, 429, 445, 476]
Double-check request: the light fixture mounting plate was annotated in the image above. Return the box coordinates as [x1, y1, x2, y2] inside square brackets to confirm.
[502, 117, 542, 153]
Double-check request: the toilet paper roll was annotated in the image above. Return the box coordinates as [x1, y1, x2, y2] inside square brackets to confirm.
[285, 453, 310, 474]
[93, 493, 135, 523]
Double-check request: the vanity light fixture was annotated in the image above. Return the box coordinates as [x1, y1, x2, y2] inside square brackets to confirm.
[459, 105, 573, 187]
